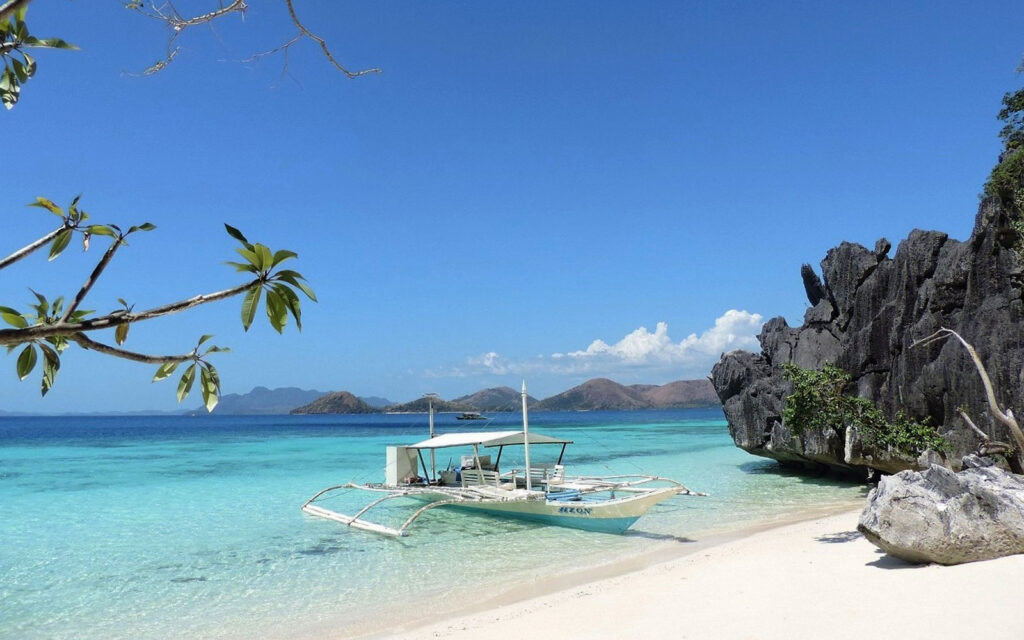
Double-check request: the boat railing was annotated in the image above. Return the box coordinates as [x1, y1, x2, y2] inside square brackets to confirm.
[566, 474, 706, 496]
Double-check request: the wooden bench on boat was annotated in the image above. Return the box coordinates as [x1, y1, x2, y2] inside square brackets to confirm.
[460, 468, 514, 490]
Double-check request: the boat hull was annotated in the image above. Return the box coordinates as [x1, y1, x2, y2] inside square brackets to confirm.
[413, 486, 680, 534]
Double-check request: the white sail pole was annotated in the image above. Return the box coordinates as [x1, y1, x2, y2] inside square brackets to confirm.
[425, 393, 439, 482]
[522, 380, 532, 492]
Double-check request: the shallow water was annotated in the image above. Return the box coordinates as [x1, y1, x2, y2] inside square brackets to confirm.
[0, 410, 865, 639]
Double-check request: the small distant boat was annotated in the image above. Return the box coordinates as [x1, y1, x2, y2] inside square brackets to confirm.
[456, 411, 487, 420]
[302, 382, 705, 537]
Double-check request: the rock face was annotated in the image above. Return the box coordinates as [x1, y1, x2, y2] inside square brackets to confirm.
[857, 455, 1024, 564]
[711, 195, 1024, 474]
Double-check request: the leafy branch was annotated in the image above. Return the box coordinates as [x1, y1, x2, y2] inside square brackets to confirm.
[1, 196, 316, 410]
[781, 362, 946, 458]
[0, 4, 76, 109]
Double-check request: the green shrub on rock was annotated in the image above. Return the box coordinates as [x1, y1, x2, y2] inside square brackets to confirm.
[781, 362, 947, 458]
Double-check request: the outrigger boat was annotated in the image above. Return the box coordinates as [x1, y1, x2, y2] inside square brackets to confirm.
[302, 382, 704, 537]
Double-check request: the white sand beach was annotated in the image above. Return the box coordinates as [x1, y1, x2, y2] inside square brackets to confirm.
[375, 509, 1024, 639]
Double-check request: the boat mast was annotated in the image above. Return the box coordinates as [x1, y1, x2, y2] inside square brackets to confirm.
[522, 380, 533, 492]
[424, 393, 439, 482]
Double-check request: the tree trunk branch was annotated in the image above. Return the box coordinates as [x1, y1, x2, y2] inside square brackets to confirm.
[0, 280, 257, 345]
[284, 0, 380, 79]
[70, 333, 193, 365]
[0, 226, 64, 271]
[915, 327, 1024, 467]
[60, 235, 123, 322]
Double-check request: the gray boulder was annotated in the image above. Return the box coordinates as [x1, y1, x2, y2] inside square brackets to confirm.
[857, 456, 1024, 564]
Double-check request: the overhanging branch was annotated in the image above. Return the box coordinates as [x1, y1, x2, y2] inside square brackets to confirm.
[0, 279, 257, 345]
[0, 226, 65, 271]
[70, 332, 193, 365]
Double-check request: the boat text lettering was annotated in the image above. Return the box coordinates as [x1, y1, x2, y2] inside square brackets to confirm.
[557, 506, 592, 516]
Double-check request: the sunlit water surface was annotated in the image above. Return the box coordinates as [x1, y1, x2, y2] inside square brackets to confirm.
[0, 410, 865, 639]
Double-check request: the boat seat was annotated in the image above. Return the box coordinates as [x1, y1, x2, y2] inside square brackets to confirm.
[461, 468, 514, 490]
[527, 464, 565, 486]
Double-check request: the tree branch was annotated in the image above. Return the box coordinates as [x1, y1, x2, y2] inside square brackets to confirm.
[129, 0, 380, 79]
[59, 233, 124, 322]
[70, 332, 193, 365]
[956, 407, 990, 441]
[283, 0, 380, 79]
[0, 226, 64, 271]
[0, 279, 257, 345]
[913, 327, 1024, 462]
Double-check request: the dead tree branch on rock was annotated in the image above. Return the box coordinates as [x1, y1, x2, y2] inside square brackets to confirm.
[913, 327, 1024, 472]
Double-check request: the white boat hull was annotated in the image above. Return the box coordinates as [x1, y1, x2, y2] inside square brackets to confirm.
[437, 486, 681, 533]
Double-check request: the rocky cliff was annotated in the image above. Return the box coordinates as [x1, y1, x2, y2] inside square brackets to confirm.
[711, 193, 1024, 475]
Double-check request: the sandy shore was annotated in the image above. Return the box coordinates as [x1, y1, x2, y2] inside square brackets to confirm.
[376, 509, 1024, 639]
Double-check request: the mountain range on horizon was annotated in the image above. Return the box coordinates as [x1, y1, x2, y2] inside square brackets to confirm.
[1, 378, 720, 417]
[289, 378, 719, 415]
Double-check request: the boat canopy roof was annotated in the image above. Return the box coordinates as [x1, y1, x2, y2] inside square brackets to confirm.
[408, 430, 573, 450]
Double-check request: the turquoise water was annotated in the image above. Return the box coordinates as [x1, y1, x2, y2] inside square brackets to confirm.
[0, 410, 864, 639]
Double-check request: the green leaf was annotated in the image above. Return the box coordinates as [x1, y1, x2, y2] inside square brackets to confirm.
[200, 366, 219, 412]
[224, 224, 250, 246]
[240, 285, 261, 331]
[254, 244, 273, 272]
[21, 51, 36, 77]
[115, 323, 129, 345]
[264, 289, 287, 333]
[274, 270, 317, 302]
[271, 249, 298, 268]
[86, 225, 116, 237]
[176, 364, 197, 403]
[48, 228, 72, 261]
[235, 247, 261, 270]
[12, 59, 28, 83]
[197, 334, 214, 347]
[272, 283, 302, 330]
[38, 343, 60, 397]
[16, 344, 37, 380]
[152, 361, 180, 382]
[29, 290, 48, 312]
[203, 345, 231, 355]
[224, 261, 258, 274]
[0, 306, 27, 328]
[30, 37, 78, 50]
[29, 197, 63, 216]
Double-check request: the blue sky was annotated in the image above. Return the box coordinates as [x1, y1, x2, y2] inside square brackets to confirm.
[2, 1, 1022, 413]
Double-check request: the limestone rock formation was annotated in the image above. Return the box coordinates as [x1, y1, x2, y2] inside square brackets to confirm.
[857, 455, 1024, 564]
[711, 193, 1024, 475]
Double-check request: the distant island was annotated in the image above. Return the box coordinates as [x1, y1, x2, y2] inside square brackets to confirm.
[286, 378, 719, 415]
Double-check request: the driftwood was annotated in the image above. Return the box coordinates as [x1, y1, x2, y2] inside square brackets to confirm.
[913, 328, 1024, 473]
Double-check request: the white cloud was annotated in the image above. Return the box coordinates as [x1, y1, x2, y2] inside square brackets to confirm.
[564, 310, 763, 370]
[430, 310, 764, 381]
